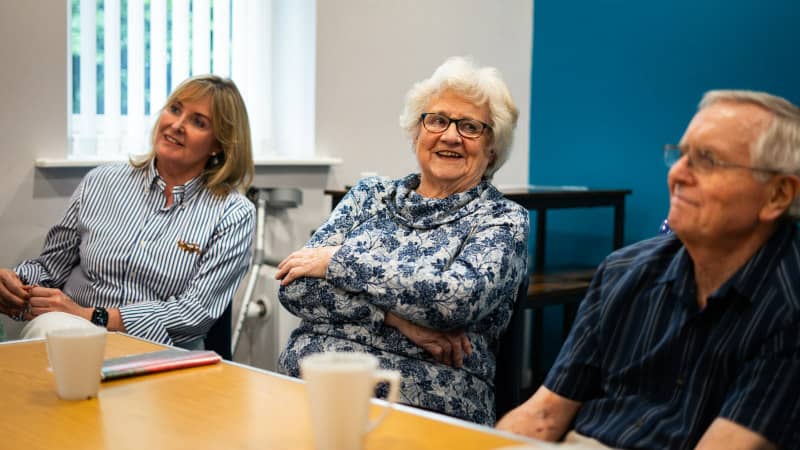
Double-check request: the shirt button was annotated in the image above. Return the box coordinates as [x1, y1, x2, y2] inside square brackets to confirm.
[634, 418, 644, 428]
[676, 378, 684, 387]
[140, 240, 146, 247]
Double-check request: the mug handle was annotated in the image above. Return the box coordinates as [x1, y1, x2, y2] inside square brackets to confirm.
[365, 369, 401, 433]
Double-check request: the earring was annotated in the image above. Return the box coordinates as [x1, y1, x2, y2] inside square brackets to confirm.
[209, 152, 221, 167]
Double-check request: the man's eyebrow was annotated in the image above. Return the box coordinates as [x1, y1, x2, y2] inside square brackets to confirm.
[678, 142, 722, 153]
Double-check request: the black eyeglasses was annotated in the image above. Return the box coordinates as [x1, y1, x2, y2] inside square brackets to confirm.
[419, 113, 492, 139]
[663, 144, 782, 175]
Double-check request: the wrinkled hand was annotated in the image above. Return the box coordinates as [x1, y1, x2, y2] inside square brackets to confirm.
[24, 286, 89, 321]
[0, 268, 29, 316]
[495, 386, 583, 441]
[385, 311, 472, 368]
[495, 404, 541, 437]
[275, 246, 342, 286]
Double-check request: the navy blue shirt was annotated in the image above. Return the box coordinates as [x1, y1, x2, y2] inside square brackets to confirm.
[545, 221, 800, 449]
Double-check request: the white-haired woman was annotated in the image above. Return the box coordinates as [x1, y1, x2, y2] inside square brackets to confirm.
[275, 57, 529, 424]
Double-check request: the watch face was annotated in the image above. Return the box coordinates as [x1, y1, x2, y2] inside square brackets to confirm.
[92, 307, 109, 327]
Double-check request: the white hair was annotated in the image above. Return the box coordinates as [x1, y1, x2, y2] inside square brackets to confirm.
[700, 89, 800, 218]
[399, 56, 519, 180]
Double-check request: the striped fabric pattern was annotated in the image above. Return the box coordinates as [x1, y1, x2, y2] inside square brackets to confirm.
[15, 162, 255, 347]
[545, 221, 800, 449]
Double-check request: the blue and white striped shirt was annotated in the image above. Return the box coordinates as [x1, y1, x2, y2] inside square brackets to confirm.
[545, 221, 800, 449]
[15, 162, 255, 347]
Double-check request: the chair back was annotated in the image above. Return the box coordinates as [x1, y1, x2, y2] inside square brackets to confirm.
[493, 277, 529, 420]
[204, 304, 233, 360]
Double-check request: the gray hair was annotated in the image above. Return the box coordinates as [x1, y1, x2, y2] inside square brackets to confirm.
[399, 56, 519, 180]
[699, 90, 800, 218]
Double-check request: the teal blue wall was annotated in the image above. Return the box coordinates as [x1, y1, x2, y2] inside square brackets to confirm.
[529, 0, 800, 368]
[530, 0, 800, 267]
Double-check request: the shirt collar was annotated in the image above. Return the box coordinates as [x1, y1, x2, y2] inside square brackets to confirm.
[383, 173, 495, 229]
[654, 235, 688, 285]
[714, 220, 795, 305]
[145, 159, 205, 206]
[655, 220, 796, 307]
[654, 238, 697, 308]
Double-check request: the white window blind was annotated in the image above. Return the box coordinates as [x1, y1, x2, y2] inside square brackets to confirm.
[68, 0, 314, 160]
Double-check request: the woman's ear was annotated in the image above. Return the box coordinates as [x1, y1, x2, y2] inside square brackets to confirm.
[411, 133, 420, 154]
[760, 174, 800, 221]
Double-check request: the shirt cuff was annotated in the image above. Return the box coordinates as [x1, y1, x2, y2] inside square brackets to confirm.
[118, 303, 172, 345]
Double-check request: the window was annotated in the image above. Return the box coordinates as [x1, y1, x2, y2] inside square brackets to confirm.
[69, 0, 316, 160]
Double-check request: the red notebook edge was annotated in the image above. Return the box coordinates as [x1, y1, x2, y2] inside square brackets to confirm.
[101, 349, 222, 381]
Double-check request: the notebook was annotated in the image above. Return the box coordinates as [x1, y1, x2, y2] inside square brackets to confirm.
[101, 349, 222, 381]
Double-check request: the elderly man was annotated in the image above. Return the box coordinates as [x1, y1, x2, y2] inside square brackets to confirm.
[497, 90, 800, 450]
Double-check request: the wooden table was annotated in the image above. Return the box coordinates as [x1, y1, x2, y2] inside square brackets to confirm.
[1, 334, 545, 450]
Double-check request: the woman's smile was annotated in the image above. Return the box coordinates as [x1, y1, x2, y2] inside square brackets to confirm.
[162, 133, 184, 147]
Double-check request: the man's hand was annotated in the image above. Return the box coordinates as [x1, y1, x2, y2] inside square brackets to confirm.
[0, 268, 29, 316]
[696, 418, 777, 450]
[25, 286, 91, 321]
[385, 311, 472, 368]
[496, 386, 582, 441]
[275, 246, 342, 286]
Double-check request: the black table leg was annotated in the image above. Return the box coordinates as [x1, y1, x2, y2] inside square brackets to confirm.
[535, 208, 547, 273]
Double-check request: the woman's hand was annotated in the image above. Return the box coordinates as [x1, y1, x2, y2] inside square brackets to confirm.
[0, 268, 29, 316]
[385, 311, 472, 368]
[275, 246, 342, 286]
[25, 286, 91, 321]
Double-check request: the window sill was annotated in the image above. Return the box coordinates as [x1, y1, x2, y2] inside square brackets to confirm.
[34, 156, 342, 169]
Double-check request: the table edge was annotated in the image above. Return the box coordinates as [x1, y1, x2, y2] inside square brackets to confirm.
[2, 333, 545, 447]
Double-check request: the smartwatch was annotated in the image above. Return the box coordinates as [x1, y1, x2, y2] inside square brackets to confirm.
[90, 307, 109, 327]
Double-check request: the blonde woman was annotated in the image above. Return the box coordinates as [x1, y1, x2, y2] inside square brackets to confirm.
[0, 75, 255, 349]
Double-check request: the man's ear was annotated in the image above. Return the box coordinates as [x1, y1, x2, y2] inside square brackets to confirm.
[760, 174, 800, 221]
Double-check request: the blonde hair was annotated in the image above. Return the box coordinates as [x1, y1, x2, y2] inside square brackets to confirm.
[131, 74, 254, 196]
[399, 56, 519, 180]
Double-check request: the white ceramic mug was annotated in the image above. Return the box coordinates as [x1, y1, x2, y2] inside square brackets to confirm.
[300, 351, 401, 450]
[45, 326, 107, 400]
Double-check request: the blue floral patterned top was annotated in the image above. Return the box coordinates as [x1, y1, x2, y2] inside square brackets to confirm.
[277, 174, 528, 424]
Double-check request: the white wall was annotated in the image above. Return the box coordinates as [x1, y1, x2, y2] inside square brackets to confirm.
[317, 0, 532, 189]
[0, 1, 70, 265]
[0, 1, 71, 338]
[0, 0, 532, 367]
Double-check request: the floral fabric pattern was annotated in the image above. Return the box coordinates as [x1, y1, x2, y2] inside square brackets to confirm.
[278, 174, 528, 425]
